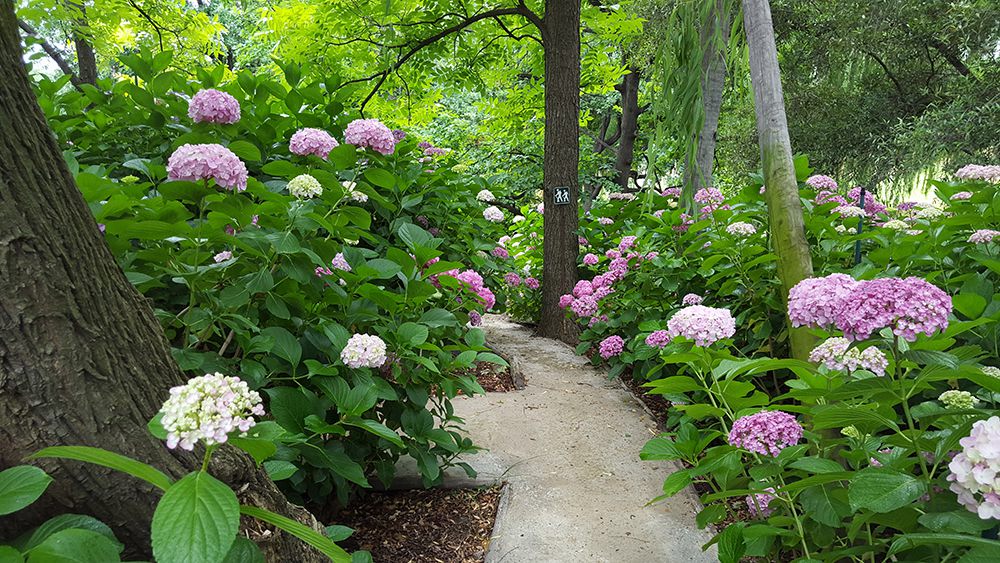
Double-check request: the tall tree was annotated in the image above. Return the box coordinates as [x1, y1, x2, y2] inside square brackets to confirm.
[612, 67, 640, 191]
[66, 1, 96, 85]
[742, 0, 814, 359]
[0, 3, 322, 560]
[536, 0, 581, 342]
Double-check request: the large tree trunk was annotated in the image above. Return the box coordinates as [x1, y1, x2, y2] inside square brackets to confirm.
[613, 67, 640, 191]
[683, 0, 729, 199]
[67, 1, 96, 85]
[537, 0, 580, 343]
[0, 5, 321, 560]
[742, 0, 815, 360]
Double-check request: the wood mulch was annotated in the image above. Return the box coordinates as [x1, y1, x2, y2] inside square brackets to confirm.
[460, 360, 517, 393]
[333, 485, 503, 563]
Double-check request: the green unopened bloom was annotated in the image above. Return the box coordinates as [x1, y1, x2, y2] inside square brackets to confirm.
[939, 390, 979, 410]
[841, 425, 863, 440]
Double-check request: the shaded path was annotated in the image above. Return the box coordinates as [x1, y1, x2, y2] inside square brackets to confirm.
[452, 315, 715, 562]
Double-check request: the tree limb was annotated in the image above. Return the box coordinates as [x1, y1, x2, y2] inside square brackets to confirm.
[927, 37, 971, 77]
[17, 19, 81, 88]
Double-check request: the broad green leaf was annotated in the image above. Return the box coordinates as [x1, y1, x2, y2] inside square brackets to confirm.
[30, 447, 172, 491]
[151, 471, 239, 563]
[221, 537, 264, 563]
[640, 437, 683, 461]
[398, 322, 428, 346]
[26, 529, 122, 563]
[227, 141, 261, 162]
[260, 327, 301, 367]
[21, 514, 118, 552]
[849, 468, 925, 513]
[0, 466, 51, 516]
[715, 523, 746, 563]
[345, 418, 405, 447]
[0, 546, 22, 563]
[263, 460, 298, 481]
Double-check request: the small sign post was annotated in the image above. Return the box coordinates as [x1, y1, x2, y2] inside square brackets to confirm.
[553, 186, 571, 205]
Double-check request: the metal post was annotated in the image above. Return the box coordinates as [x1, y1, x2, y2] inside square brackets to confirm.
[853, 186, 867, 265]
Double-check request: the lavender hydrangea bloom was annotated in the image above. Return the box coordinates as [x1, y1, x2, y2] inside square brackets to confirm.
[483, 206, 504, 222]
[504, 273, 522, 286]
[787, 274, 859, 329]
[956, 164, 1000, 183]
[645, 330, 671, 348]
[806, 174, 838, 191]
[525, 277, 540, 290]
[344, 119, 396, 155]
[682, 293, 703, 306]
[598, 335, 624, 359]
[289, 128, 338, 159]
[188, 89, 240, 124]
[969, 230, 1000, 244]
[808, 337, 888, 376]
[331, 252, 351, 272]
[951, 191, 974, 201]
[694, 187, 725, 205]
[167, 144, 248, 191]
[746, 488, 777, 518]
[728, 410, 803, 457]
[583, 253, 599, 266]
[665, 305, 735, 346]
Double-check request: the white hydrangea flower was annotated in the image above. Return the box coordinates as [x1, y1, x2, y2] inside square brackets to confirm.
[477, 189, 496, 202]
[726, 222, 757, 236]
[160, 373, 264, 451]
[287, 174, 323, 199]
[483, 206, 504, 222]
[340, 334, 387, 369]
[948, 416, 1000, 519]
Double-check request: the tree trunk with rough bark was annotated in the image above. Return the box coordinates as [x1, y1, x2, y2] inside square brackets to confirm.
[0, 5, 321, 560]
[537, 0, 580, 343]
[613, 68, 640, 191]
[683, 0, 729, 198]
[67, 1, 96, 85]
[742, 0, 815, 360]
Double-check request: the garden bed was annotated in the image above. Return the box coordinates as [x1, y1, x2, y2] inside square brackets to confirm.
[332, 485, 503, 562]
[463, 360, 518, 392]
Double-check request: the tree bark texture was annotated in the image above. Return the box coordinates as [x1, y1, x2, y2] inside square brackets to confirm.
[66, 1, 96, 85]
[742, 0, 815, 360]
[537, 0, 581, 343]
[683, 0, 729, 198]
[613, 67, 640, 191]
[0, 4, 322, 560]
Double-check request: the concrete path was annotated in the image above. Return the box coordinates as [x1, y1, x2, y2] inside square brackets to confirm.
[451, 315, 715, 563]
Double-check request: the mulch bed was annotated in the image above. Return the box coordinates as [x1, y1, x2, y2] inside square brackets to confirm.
[619, 371, 671, 425]
[460, 360, 518, 393]
[333, 485, 503, 563]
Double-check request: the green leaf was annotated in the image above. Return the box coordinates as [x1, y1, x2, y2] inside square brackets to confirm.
[239, 505, 351, 563]
[848, 468, 925, 513]
[21, 514, 119, 552]
[0, 466, 51, 516]
[696, 504, 726, 528]
[419, 308, 457, 328]
[363, 168, 396, 189]
[228, 436, 277, 465]
[953, 293, 987, 319]
[324, 525, 354, 542]
[26, 529, 122, 563]
[800, 484, 847, 527]
[261, 160, 301, 178]
[398, 322, 429, 346]
[0, 546, 22, 563]
[787, 457, 844, 474]
[888, 533, 1000, 556]
[345, 418, 405, 447]
[263, 460, 298, 481]
[715, 523, 746, 563]
[221, 537, 264, 563]
[660, 469, 692, 497]
[640, 437, 683, 461]
[151, 471, 239, 563]
[398, 223, 434, 250]
[260, 327, 301, 367]
[30, 447, 172, 491]
[227, 141, 261, 162]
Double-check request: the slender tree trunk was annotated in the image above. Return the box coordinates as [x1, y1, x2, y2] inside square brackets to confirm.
[613, 68, 640, 191]
[66, 1, 96, 85]
[0, 5, 321, 560]
[742, 0, 815, 360]
[683, 0, 729, 198]
[537, 0, 580, 343]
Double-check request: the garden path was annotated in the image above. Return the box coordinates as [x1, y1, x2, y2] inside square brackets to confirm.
[450, 314, 715, 563]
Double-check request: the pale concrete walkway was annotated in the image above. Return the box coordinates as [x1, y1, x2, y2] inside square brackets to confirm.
[453, 315, 715, 563]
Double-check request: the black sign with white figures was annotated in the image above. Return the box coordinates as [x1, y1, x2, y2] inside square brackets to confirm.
[553, 187, 571, 205]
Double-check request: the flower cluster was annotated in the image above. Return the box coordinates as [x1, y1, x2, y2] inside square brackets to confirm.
[344, 119, 396, 155]
[951, 191, 973, 201]
[694, 187, 725, 205]
[983, 366, 1000, 378]
[525, 277, 540, 290]
[956, 164, 1000, 183]
[835, 205, 866, 218]
[315, 252, 351, 278]
[583, 253, 599, 266]
[947, 416, 1000, 519]
[969, 230, 1000, 244]
[726, 222, 757, 237]
[287, 174, 323, 199]
[440, 269, 496, 311]
[160, 373, 264, 450]
[167, 144, 248, 192]
[682, 293, 703, 306]
[788, 274, 951, 341]
[492, 247, 509, 259]
[665, 305, 735, 346]
[477, 189, 496, 202]
[289, 128, 339, 159]
[609, 192, 636, 201]
[881, 219, 909, 230]
[483, 206, 504, 222]
[213, 250, 232, 263]
[619, 236, 637, 251]
[846, 187, 887, 216]
[188, 89, 240, 124]
[746, 488, 777, 518]
[728, 410, 803, 457]
[598, 335, 624, 359]
[341, 334, 387, 369]
[806, 175, 838, 191]
[504, 273, 522, 286]
[598, 217, 614, 226]
[808, 338, 888, 376]
[939, 390, 979, 409]
[645, 330, 671, 348]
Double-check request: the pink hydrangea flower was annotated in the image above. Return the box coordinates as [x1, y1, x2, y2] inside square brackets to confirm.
[570, 295, 599, 318]
[525, 277, 540, 289]
[728, 410, 803, 456]
[645, 330, 671, 348]
[970, 230, 1000, 244]
[846, 187, 887, 215]
[167, 144, 248, 191]
[694, 187, 725, 205]
[504, 273, 522, 286]
[682, 293, 703, 306]
[951, 191, 974, 201]
[579, 236, 589, 246]
[948, 416, 1000, 519]
[573, 280, 594, 297]
[289, 128, 339, 158]
[188, 89, 240, 124]
[814, 190, 848, 206]
[483, 206, 504, 222]
[213, 250, 233, 263]
[956, 164, 1000, 183]
[588, 314, 609, 327]
[492, 247, 509, 259]
[331, 252, 351, 272]
[665, 305, 735, 346]
[808, 337, 888, 376]
[806, 175, 838, 191]
[619, 236, 637, 252]
[537, 203, 544, 214]
[468, 310, 482, 326]
[344, 118, 396, 155]
[598, 335, 624, 359]
[788, 274, 858, 329]
[598, 217, 614, 226]
[559, 294, 574, 308]
[746, 488, 777, 518]
[661, 187, 682, 198]
[583, 253, 599, 266]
